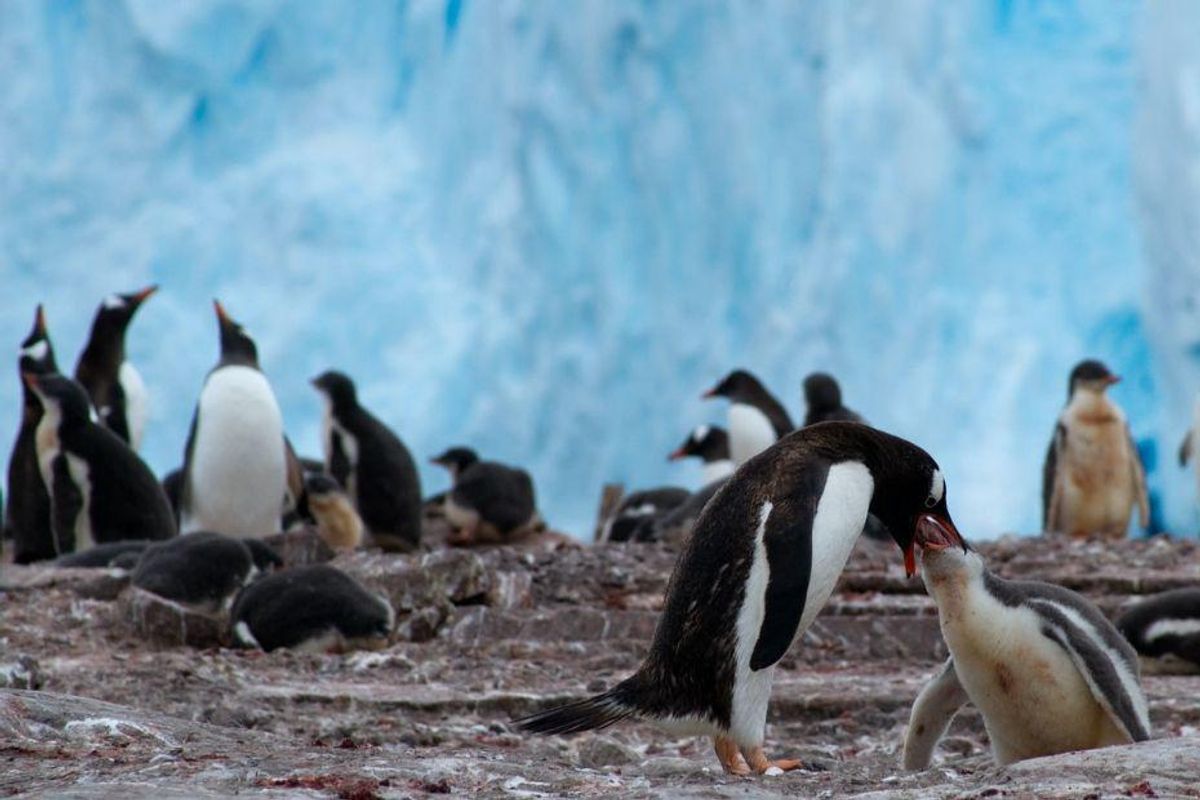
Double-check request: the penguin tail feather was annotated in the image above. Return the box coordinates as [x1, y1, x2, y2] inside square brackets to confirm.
[515, 680, 640, 735]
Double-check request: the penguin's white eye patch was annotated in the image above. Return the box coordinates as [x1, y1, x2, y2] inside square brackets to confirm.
[692, 424, 710, 442]
[102, 295, 125, 310]
[19, 340, 48, 360]
[926, 469, 945, 507]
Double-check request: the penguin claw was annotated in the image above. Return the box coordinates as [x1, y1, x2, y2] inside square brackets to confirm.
[713, 736, 750, 775]
[743, 746, 802, 775]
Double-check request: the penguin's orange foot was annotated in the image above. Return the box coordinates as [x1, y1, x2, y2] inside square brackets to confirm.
[713, 735, 751, 776]
[742, 746, 802, 775]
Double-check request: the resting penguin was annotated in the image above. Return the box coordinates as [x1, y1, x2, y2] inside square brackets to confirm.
[702, 369, 793, 466]
[179, 301, 287, 538]
[1116, 588, 1200, 671]
[230, 564, 394, 653]
[73, 286, 156, 450]
[599, 486, 691, 543]
[6, 305, 61, 563]
[431, 447, 539, 545]
[669, 424, 734, 484]
[25, 373, 176, 554]
[802, 372, 865, 427]
[518, 422, 964, 775]
[310, 370, 422, 551]
[132, 532, 282, 613]
[1043, 360, 1148, 539]
[904, 541, 1150, 768]
[54, 540, 151, 569]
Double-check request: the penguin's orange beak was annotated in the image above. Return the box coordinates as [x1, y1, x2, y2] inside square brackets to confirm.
[667, 447, 686, 461]
[908, 514, 967, 577]
[701, 387, 718, 399]
[34, 305, 47, 336]
[132, 285, 158, 304]
[213, 299, 229, 323]
[1104, 374, 1121, 386]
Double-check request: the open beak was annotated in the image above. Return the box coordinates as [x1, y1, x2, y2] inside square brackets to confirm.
[906, 514, 968, 578]
[667, 447, 686, 461]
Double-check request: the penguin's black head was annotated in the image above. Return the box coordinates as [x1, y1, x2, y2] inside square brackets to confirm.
[311, 370, 358, 410]
[214, 300, 260, 368]
[243, 539, 283, 573]
[431, 447, 479, 474]
[803, 372, 843, 412]
[19, 304, 58, 376]
[93, 286, 157, 332]
[668, 424, 730, 463]
[23, 372, 93, 424]
[1067, 359, 1119, 398]
[701, 369, 762, 403]
[304, 472, 344, 498]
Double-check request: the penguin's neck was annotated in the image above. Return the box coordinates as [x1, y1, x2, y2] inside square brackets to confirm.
[728, 403, 777, 465]
[701, 458, 734, 484]
[1066, 389, 1119, 423]
[920, 549, 986, 622]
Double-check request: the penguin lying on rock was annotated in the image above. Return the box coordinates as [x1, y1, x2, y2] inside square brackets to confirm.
[1116, 588, 1200, 672]
[903, 535, 1150, 769]
[431, 447, 539, 545]
[599, 487, 691, 543]
[519, 422, 963, 776]
[132, 532, 282, 613]
[54, 540, 150, 569]
[231, 564, 393, 653]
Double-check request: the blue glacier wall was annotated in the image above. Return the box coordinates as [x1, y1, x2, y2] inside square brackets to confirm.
[1, 0, 1196, 540]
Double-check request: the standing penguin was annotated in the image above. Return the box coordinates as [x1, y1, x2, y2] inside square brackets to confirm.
[179, 301, 287, 538]
[802, 372, 865, 427]
[310, 370, 422, 551]
[1043, 360, 1148, 539]
[25, 373, 176, 553]
[6, 305, 61, 563]
[668, 425, 734, 484]
[431, 447, 538, 545]
[702, 370, 793, 466]
[73, 286, 156, 450]
[904, 541, 1150, 768]
[518, 422, 964, 775]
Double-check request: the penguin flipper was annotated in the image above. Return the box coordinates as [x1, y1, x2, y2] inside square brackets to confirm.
[1030, 598, 1151, 743]
[49, 454, 83, 555]
[1127, 425, 1149, 528]
[902, 658, 968, 770]
[1179, 431, 1194, 468]
[1042, 423, 1066, 533]
[748, 466, 826, 671]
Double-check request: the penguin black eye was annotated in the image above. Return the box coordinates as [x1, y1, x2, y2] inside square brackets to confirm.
[924, 495, 938, 509]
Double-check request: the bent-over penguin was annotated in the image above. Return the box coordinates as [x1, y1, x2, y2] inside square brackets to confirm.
[518, 422, 965, 775]
[25, 373, 176, 554]
[599, 486, 691, 543]
[6, 305, 61, 563]
[1043, 360, 1148, 539]
[231, 564, 393, 652]
[1116, 588, 1200, 671]
[702, 370, 793, 466]
[669, 424, 734, 484]
[180, 301, 287, 538]
[73, 286, 156, 450]
[904, 539, 1150, 768]
[802, 372, 865, 427]
[431, 447, 538, 545]
[311, 370, 422, 551]
[133, 532, 281, 613]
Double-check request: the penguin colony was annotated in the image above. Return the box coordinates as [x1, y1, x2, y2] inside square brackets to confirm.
[2, 292, 1195, 779]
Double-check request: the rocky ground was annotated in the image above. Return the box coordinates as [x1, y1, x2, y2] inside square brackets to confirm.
[2, 531, 1200, 799]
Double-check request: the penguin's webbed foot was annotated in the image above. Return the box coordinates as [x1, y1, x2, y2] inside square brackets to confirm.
[742, 745, 802, 776]
[713, 735, 750, 776]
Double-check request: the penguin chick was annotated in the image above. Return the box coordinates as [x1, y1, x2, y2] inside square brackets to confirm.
[519, 423, 964, 776]
[230, 564, 394, 653]
[54, 540, 150, 569]
[74, 286, 156, 450]
[702, 369, 793, 466]
[599, 487, 691, 543]
[1042, 360, 1148, 539]
[25, 372, 176, 554]
[1116, 588, 1200, 671]
[7, 305, 61, 564]
[132, 532, 282, 614]
[304, 473, 364, 551]
[431, 447, 538, 546]
[802, 372, 865, 427]
[904, 537, 1150, 769]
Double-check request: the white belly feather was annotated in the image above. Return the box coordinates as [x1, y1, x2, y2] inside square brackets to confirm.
[728, 404, 777, 466]
[34, 406, 94, 553]
[702, 459, 735, 484]
[182, 366, 285, 538]
[119, 361, 148, 451]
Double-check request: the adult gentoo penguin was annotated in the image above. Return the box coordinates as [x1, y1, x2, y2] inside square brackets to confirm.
[73, 286, 156, 450]
[24, 372, 176, 553]
[904, 540, 1150, 768]
[1042, 359, 1148, 538]
[1116, 588, 1200, 671]
[6, 305, 60, 563]
[702, 369, 793, 466]
[518, 422, 964, 775]
[669, 424, 734, 484]
[179, 301, 287, 538]
[431, 447, 538, 545]
[802, 372, 865, 427]
[310, 370, 422, 551]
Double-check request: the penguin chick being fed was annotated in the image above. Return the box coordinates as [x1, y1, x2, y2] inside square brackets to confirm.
[304, 473, 364, 551]
[903, 532, 1150, 769]
[519, 422, 964, 776]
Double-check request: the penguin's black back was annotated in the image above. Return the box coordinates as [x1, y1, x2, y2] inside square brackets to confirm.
[54, 540, 151, 569]
[333, 403, 422, 548]
[452, 461, 536, 535]
[230, 564, 392, 652]
[804, 406, 865, 427]
[605, 487, 690, 543]
[1116, 588, 1200, 664]
[133, 532, 259, 609]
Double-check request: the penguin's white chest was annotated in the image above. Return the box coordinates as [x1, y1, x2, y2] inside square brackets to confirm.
[727, 404, 777, 466]
[930, 577, 1120, 764]
[34, 410, 95, 552]
[119, 361, 148, 451]
[702, 459, 735, 485]
[183, 366, 285, 538]
[1057, 404, 1135, 533]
